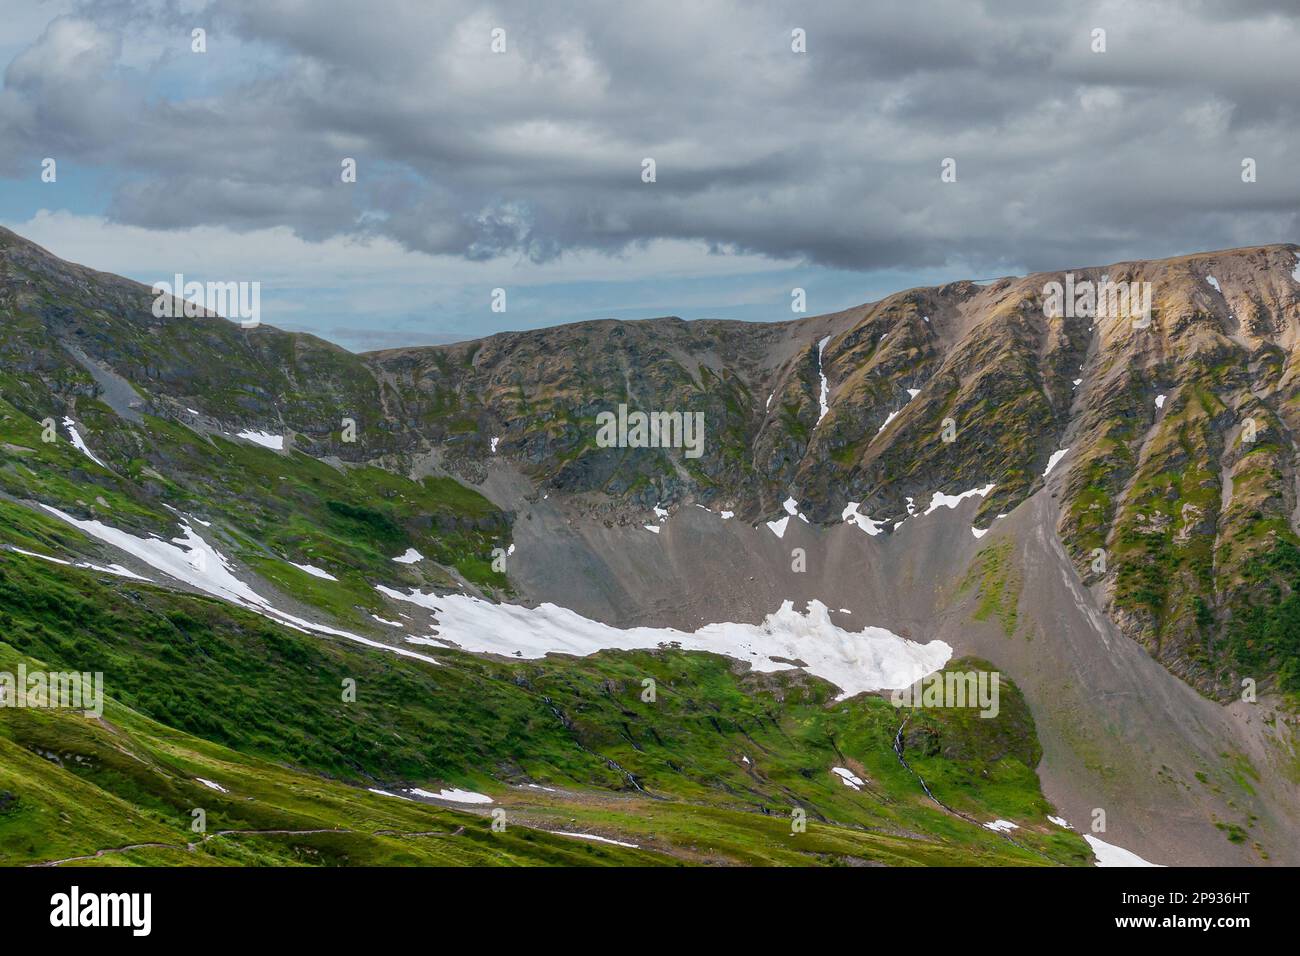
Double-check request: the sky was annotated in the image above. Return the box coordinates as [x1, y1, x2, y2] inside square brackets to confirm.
[1, 0, 1298, 352]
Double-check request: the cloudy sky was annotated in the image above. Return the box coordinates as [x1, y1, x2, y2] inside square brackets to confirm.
[2, 0, 1298, 351]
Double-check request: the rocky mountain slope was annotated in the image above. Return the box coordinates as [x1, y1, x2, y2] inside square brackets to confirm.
[2, 225, 1298, 866]
[371, 241, 1300, 702]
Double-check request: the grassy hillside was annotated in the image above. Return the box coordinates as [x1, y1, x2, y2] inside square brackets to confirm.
[0, 539, 1089, 866]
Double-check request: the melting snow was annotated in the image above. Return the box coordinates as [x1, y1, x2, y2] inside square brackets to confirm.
[1048, 815, 1071, 829]
[550, 831, 639, 849]
[1155, 394, 1166, 409]
[842, 502, 888, 536]
[1084, 835, 1163, 867]
[237, 430, 284, 451]
[720, 510, 735, 520]
[6, 546, 150, 581]
[1206, 275, 1220, 292]
[392, 548, 424, 564]
[653, 504, 669, 520]
[375, 590, 951, 700]
[38, 506, 440, 665]
[1043, 448, 1069, 477]
[62, 418, 108, 468]
[816, 335, 831, 424]
[410, 787, 493, 804]
[371, 614, 403, 627]
[923, 484, 994, 516]
[877, 383, 919, 435]
[367, 788, 410, 800]
[94, 563, 149, 580]
[984, 819, 1019, 832]
[490, 437, 499, 454]
[832, 767, 864, 790]
[196, 778, 228, 793]
[291, 562, 337, 581]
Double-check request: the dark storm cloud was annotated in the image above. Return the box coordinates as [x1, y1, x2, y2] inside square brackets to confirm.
[4, 0, 1299, 274]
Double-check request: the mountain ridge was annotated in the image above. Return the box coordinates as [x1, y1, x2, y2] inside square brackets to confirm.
[5, 226, 1300, 700]
[4, 226, 1300, 866]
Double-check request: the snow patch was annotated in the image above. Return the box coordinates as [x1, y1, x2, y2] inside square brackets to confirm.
[1048, 815, 1071, 829]
[10, 548, 72, 567]
[1043, 448, 1069, 477]
[410, 787, 493, 804]
[62, 418, 108, 468]
[237, 430, 284, 451]
[7, 546, 150, 581]
[374, 590, 952, 700]
[815, 335, 831, 424]
[1206, 274, 1220, 292]
[290, 562, 337, 581]
[1084, 834, 1163, 867]
[550, 831, 639, 849]
[923, 483, 995, 516]
[832, 767, 864, 790]
[391, 548, 424, 564]
[38, 506, 440, 665]
[842, 502, 888, 536]
[983, 819, 1019, 832]
[643, 524, 661, 534]
[765, 515, 791, 538]
[196, 778, 228, 793]
[1155, 394, 1165, 410]
[971, 526, 988, 539]
[490, 436, 499, 454]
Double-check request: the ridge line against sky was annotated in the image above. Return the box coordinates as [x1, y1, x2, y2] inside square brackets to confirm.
[2, 0, 1298, 352]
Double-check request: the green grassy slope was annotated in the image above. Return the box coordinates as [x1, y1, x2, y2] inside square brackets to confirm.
[0, 541, 1088, 866]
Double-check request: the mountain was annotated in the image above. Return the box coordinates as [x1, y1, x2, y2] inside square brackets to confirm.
[1, 224, 1297, 866]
